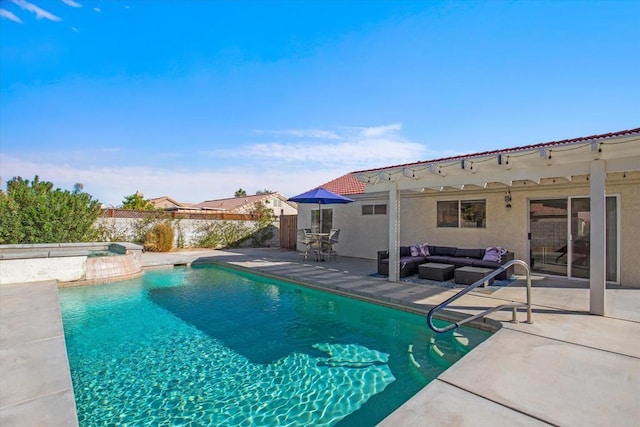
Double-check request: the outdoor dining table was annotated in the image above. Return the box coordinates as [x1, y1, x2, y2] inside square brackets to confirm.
[307, 232, 329, 261]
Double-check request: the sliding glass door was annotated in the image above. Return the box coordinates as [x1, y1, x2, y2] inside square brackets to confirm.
[529, 199, 568, 276]
[529, 196, 618, 282]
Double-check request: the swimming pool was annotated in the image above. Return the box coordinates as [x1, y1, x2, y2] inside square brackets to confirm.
[59, 264, 491, 426]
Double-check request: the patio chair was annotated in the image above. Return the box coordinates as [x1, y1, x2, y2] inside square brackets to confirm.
[320, 228, 340, 261]
[297, 229, 317, 261]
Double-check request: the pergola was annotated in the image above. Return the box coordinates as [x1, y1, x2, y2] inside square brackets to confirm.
[355, 128, 640, 315]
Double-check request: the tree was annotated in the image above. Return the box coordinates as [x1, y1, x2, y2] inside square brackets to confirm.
[234, 188, 247, 198]
[121, 191, 156, 210]
[255, 189, 273, 195]
[0, 176, 102, 244]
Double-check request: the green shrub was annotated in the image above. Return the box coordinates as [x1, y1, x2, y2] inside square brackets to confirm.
[0, 176, 102, 244]
[144, 222, 174, 252]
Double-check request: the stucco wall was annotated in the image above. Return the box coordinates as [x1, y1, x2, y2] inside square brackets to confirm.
[0, 243, 145, 285]
[0, 256, 86, 284]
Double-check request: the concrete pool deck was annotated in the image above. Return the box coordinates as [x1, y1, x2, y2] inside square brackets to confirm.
[1, 248, 639, 426]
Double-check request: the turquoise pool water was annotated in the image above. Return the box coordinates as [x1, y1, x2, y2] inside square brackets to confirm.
[59, 264, 491, 426]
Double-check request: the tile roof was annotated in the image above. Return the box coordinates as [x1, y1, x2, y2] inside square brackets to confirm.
[148, 195, 192, 208]
[194, 193, 284, 211]
[316, 173, 366, 196]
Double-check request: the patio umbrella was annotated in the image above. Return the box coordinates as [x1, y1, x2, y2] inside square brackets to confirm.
[288, 187, 354, 233]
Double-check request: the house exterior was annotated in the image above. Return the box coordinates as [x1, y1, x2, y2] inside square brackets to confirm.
[296, 128, 640, 315]
[193, 192, 298, 217]
[149, 196, 194, 210]
[150, 193, 297, 217]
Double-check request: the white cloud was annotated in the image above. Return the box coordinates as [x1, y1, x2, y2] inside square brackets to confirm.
[238, 123, 427, 169]
[61, 0, 82, 8]
[358, 123, 402, 138]
[0, 8, 23, 23]
[93, 7, 101, 13]
[0, 153, 340, 207]
[254, 129, 341, 140]
[11, 0, 61, 21]
[0, 124, 442, 206]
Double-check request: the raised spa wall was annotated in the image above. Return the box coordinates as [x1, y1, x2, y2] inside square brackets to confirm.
[0, 242, 144, 286]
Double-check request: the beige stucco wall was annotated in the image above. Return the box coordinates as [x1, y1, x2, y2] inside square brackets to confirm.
[308, 172, 639, 286]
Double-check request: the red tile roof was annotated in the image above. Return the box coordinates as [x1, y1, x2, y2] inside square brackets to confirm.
[316, 173, 366, 196]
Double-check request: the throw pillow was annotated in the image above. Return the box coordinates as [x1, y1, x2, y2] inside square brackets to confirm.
[419, 243, 430, 256]
[483, 247, 507, 262]
[410, 244, 420, 257]
[483, 247, 500, 262]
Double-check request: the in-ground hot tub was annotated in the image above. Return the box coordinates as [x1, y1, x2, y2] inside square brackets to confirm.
[0, 242, 144, 286]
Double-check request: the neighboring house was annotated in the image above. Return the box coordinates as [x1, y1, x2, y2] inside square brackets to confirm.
[149, 193, 297, 217]
[193, 192, 297, 217]
[296, 128, 640, 315]
[148, 196, 195, 211]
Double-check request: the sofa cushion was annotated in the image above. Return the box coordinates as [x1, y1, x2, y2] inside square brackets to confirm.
[483, 247, 507, 262]
[472, 259, 501, 269]
[455, 248, 484, 259]
[400, 246, 411, 257]
[431, 246, 457, 256]
[425, 255, 450, 264]
[451, 257, 476, 267]
[400, 256, 428, 265]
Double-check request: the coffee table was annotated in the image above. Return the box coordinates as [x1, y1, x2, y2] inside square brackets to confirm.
[418, 263, 455, 281]
[454, 266, 494, 287]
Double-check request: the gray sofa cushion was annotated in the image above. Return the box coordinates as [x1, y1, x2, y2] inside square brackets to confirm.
[455, 248, 484, 259]
[450, 257, 475, 267]
[472, 259, 502, 269]
[430, 246, 457, 256]
[400, 256, 428, 265]
[424, 255, 450, 264]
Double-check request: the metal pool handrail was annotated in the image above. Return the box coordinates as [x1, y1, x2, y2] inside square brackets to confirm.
[427, 259, 532, 333]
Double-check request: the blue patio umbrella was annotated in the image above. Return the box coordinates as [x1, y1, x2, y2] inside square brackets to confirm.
[288, 187, 354, 233]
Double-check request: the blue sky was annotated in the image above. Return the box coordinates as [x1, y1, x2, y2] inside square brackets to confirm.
[1, 0, 639, 207]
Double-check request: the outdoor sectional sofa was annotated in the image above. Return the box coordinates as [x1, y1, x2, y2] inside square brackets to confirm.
[377, 245, 514, 280]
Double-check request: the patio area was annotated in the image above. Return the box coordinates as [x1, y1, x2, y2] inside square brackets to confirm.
[1, 247, 639, 426]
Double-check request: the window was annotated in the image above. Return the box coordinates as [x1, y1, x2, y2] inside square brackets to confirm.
[437, 200, 486, 228]
[362, 204, 387, 215]
[311, 209, 333, 233]
[437, 201, 459, 227]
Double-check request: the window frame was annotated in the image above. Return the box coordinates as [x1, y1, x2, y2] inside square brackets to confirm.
[437, 199, 486, 228]
[362, 204, 387, 216]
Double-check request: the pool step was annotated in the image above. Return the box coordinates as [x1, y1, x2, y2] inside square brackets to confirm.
[408, 331, 475, 375]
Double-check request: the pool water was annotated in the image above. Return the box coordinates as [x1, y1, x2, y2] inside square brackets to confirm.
[59, 264, 491, 426]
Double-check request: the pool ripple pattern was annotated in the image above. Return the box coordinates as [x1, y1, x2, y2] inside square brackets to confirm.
[61, 270, 397, 426]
